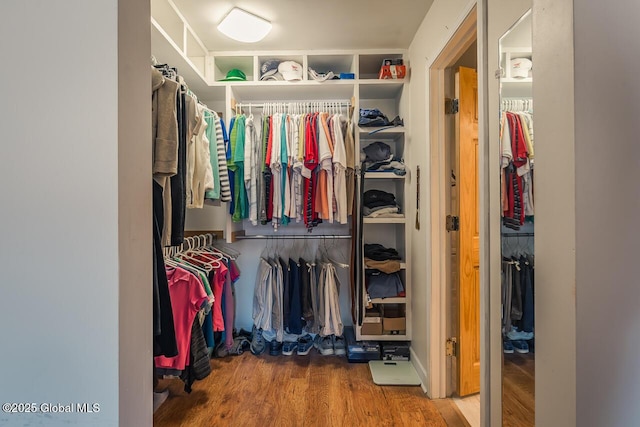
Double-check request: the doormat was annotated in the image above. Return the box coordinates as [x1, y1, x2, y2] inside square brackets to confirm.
[368, 360, 422, 386]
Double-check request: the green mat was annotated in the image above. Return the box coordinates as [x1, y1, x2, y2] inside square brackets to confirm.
[368, 360, 422, 386]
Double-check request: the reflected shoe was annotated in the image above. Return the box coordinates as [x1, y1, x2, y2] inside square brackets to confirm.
[512, 340, 529, 354]
[297, 335, 314, 355]
[507, 327, 534, 341]
[250, 326, 266, 355]
[282, 341, 298, 356]
[503, 340, 515, 354]
[333, 335, 346, 356]
[269, 340, 283, 356]
[314, 335, 335, 356]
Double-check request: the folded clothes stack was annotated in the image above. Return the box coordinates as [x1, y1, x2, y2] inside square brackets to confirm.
[364, 244, 404, 299]
[364, 243, 402, 273]
[361, 141, 406, 176]
[363, 189, 403, 218]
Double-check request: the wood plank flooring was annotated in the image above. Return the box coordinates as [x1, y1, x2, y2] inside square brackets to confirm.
[154, 353, 463, 427]
[502, 352, 535, 427]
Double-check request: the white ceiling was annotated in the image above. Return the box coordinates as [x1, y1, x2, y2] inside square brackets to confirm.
[171, 0, 435, 52]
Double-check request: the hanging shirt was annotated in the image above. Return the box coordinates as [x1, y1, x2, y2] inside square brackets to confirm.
[188, 104, 214, 209]
[317, 113, 335, 222]
[216, 117, 232, 202]
[204, 111, 221, 201]
[154, 267, 208, 371]
[244, 115, 260, 225]
[270, 114, 283, 228]
[331, 114, 348, 224]
[231, 115, 248, 222]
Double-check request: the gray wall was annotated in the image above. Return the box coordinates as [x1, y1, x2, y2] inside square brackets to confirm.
[533, 0, 577, 425]
[0, 1, 150, 425]
[574, 0, 640, 426]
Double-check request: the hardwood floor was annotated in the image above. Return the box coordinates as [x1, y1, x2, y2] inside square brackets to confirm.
[154, 353, 462, 427]
[502, 352, 535, 427]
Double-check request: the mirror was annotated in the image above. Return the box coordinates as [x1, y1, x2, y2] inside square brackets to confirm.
[498, 9, 535, 427]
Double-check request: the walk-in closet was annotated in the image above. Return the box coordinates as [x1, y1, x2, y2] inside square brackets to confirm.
[10, 0, 628, 426]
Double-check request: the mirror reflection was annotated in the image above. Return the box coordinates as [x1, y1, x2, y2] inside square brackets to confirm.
[499, 10, 535, 427]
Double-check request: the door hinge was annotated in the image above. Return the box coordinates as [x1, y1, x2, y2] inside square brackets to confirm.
[446, 337, 457, 357]
[495, 68, 505, 79]
[446, 215, 459, 232]
[445, 98, 459, 114]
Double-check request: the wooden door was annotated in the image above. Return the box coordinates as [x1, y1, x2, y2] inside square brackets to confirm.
[456, 66, 480, 396]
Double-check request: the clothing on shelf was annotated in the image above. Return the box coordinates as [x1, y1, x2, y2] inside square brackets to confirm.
[362, 189, 403, 218]
[361, 141, 406, 176]
[363, 244, 404, 300]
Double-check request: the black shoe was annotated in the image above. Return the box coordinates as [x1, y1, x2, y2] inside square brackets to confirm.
[269, 340, 283, 356]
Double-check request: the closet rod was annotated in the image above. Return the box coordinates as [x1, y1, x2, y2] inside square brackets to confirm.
[235, 234, 351, 240]
[234, 101, 352, 109]
[502, 232, 534, 237]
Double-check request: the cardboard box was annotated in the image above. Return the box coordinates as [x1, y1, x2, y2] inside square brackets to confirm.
[361, 322, 383, 335]
[383, 316, 406, 332]
[362, 308, 383, 335]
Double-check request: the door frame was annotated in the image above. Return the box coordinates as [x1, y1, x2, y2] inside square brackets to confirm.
[426, 3, 477, 399]
[427, 4, 497, 425]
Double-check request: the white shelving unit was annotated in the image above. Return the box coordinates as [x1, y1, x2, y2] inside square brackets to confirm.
[356, 66, 411, 340]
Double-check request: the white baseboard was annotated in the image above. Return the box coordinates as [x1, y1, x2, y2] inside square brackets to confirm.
[410, 347, 429, 394]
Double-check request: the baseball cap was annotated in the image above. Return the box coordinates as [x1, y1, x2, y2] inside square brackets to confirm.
[278, 61, 303, 81]
[308, 67, 335, 82]
[260, 59, 281, 80]
[220, 68, 247, 81]
[510, 58, 532, 78]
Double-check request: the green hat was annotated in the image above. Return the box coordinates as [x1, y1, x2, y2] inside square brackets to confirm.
[220, 68, 247, 81]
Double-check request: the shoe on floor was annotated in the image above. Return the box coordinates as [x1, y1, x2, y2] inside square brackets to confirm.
[282, 341, 298, 356]
[512, 340, 529, 354]
[297, 334, 314, 356]
[250, 326, 266, 355]
[507, 326, 534, 341]
[333, 335, 346, 356]
[269, 340, 283, 356]
[503, 340, 514, 354]
[314, 335, 334, 356]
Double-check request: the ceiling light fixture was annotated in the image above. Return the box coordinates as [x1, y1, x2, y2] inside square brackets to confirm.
[217, 8, 272, 43]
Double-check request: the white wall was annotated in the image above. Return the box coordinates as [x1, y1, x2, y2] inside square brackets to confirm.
[0, 1, 150, 426]
[573, 1, 640, 426]
[407, 0, 476, 394]
[118, 0, 152, 425]
[532, 0, 576, 425]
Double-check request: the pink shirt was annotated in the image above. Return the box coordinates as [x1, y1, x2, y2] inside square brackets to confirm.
[154, 267, 208, 371]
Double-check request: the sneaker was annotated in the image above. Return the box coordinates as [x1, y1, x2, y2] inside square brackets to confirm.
[269, 340, 283, 356]
[297, 335, 314, 355]
[314, 335, 334, 356]
[250, 326, 266, 355]
[503, 340, 514, 354]
[282, 341, 298, 356]
[512, 340, 529, 354]
[507, 327, 534, 341]
[333, 335, 346, 356]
